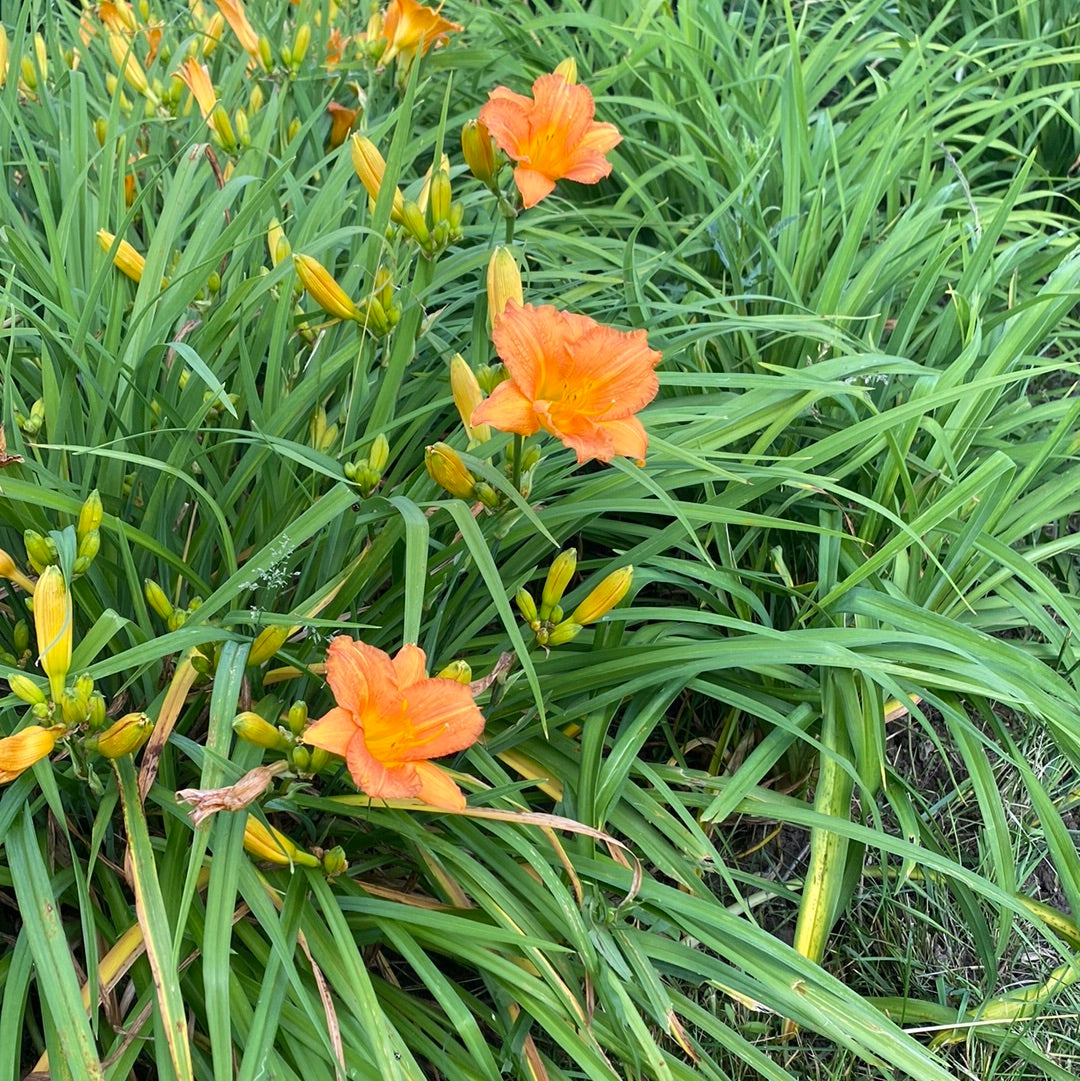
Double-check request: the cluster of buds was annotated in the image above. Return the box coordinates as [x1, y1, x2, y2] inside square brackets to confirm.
[343, 433, 390, 496]
[144, 578, 202, 633]
[351, 135, 463, 258]
[233, 700, 330, 777]
[309, 406, 339, 454]
[15, 398, 45, 436]
[517, 557, 634, 648]
[425, 443, 499, 509]
[280, 21, 311, 73]
[0, 615, 31, 669]
[1, 567, 152, 786]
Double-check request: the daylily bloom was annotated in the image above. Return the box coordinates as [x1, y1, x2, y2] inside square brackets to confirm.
[303, 637, 485, 810]
[479, 69, 621, 209]
[175, 58, 217, 119]
[471, 302, 661, 464]
[378, 0, 462, 68]
[213, 0, 259, 58]
[0, 725, 61, 785]
[327, 101, 359, 149]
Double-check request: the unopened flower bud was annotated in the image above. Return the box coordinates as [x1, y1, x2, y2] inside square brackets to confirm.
[13, 619, 29, 655]
[0, 548, 35, 592]
[34, 566, 72, 701]
[210, 103, 236, 151]
[24, 529, 55, 573]
[546, 621, 583, 646]
[309, 747, 330, 773]
[321, 845, 348, 876]
[486, 246, 523, 333]
[540, 550, 577, 620]
[350, 134, 405, 223]
[60, 689, 86, 726]
[97, 229, 148, 284]
[248, 624, 292, 667]
[144, 578, 174, 620]
[571, 566, 634, 625]
[267, 218, 290, 267]
[77, 489, 103, 541]
[76, 528, 101, 569]
[437, 660, 472, 684]
[286, 700, 308, 736]
[294, 253, 361, 321]
[87, 691, 107, 730]
[0, 724, 60, 773]
[461, 118, 498, 187]
[425, 443, 476, 501]
[400, 200, 430, 248]
[234, 105, 250, 147]
[86, 711, 153, 758]
[515, 588, 538, 628]
[233, 711, 292, 751]
[553, 57, 577, 84]
[450, 354, 489, 444]
[368, 433, 390, 473]
[290, 745, 311, 773]
[474, 481, 500, 510]
[429, 167, 451, 226]
[242, 816, 320, 867]
[7, 673, 47, 706]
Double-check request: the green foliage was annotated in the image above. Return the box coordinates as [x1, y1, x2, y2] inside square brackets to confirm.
[1, 0, 1080, 1078]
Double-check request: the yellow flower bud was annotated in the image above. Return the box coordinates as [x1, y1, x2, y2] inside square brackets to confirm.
[144, 578, 174, 621]
[85, 712, 152, 758]
[461, 118, 498, 187]
[515, 588, 539, 628]
[450, 354, 490, 444]
[546, 621, 583, 646]
[290, 23, 311, 68]
[108, 33, 152, 98]
[540, 550, 577, 620]
[76, 529, 100, 570]
[425, 443, 477, 501]
[486, 246, 523, 333]
[399, 200, 430, 248]
[321, 845, 348, 876]
[34, 566, 72, 702]
[242, 816, 321, 867]
[554, 58, 578, 84]
[293, 254, 361, 321]
[202, 12, 225, 56]
[97, 229, 158, 286]
[436, 660, 472, 684]
[0, 724, 60, 773]
[429, 167, 451, 227]
[233, 711, 292, 751]
[247, 624, 292, 667]
[286, 700, 308, 736]
[77, 489, 103, 542]
[368, 433, 390, 473]
[350, 134, 405, 224]
[571, 566, 634, 625]
[7, 673, 47, 706]
[210, 102, 237, 152]
[267, 218, 289, 267]
[23, 529, 54, 574]
[0, 27, 8, 88]
[0, 548, 36, 592]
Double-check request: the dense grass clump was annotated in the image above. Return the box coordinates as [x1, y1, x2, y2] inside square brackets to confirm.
[1, 0, 1080, 1078]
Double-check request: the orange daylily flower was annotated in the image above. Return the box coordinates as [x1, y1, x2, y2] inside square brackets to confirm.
[175, 58, 217, 118]
[303, 637, 485, 811]
[471, 301, 662, 465]
[325, 26, 348, 69]
[479, 70, 621, 209]
[327, 101, 359, 148]
[379, 0, 462, 68]
[213, 0, 259, 57]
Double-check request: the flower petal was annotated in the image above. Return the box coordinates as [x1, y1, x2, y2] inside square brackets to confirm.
[566, 323, 661, 420]
[479, 88, 533, 155]
[470, 380, 539, 437]
[413, 761, 466, 810]
[392, 644, 428, 689]
[602, 415, 649, 465]
[302, 706, 357, 757]
[345, 730, 421, 799]
[399, 678, 485, 759]
[513, 166, 557, 209]
[325, 637, 398, 717]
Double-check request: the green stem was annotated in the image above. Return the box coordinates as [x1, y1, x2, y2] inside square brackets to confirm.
[512, 434, 523, 493]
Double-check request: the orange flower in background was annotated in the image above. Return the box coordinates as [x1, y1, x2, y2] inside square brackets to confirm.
[479, 70, 621, 209]
[327, 101, 359, 148]
[303, 637, 485, 811]
[471, 302, 661, 465]
[379, 0, 462, 68]
[325, 27, 349, 69]
[213, 0, 259, 57]
[175, 58, 217, 118]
